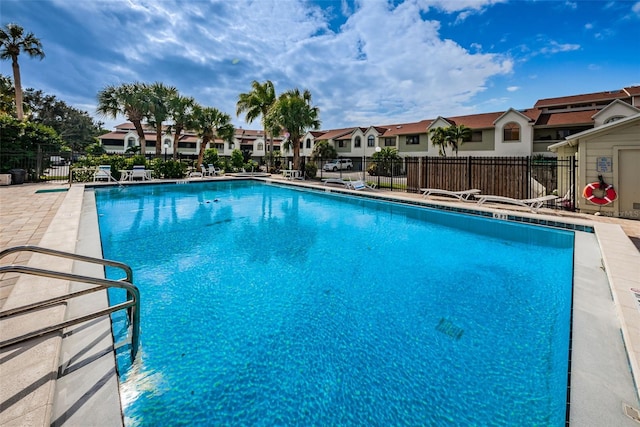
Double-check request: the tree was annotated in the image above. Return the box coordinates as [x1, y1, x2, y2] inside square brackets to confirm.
[24, 88, 102, 151]
[429, 127, 448, 157]
[0, 23, 45, 120]
[311, 140, 337, 161]
[371, 146, 401, 176]
[97, 82, 150, 155]
[0, 74, 16, 115]
[445, 124, 471, 157]
[146, 82, 178, 158]
[192, 105, 235, 169]
[236, 80, 276, 168]
[266, 88, 320, 170]
[167, 95, 196, 161]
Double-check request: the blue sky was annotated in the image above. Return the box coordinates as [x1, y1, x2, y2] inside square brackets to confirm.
[2, 0, 639, 131]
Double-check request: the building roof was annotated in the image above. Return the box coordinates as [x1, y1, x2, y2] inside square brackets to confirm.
[535, 109, 597, 126]
[624, 86, 640, 96]
[377, 120, 432, 136]
[534, 89, 630, 108]
[548, 112, 640, 152]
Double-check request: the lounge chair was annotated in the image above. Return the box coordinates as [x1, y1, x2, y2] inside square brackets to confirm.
[131, 165, 150, 181]
[475, 194, 558, 213]
[208, 165, 222, 176]
[346, 180, 376, 191]
[322, 178, 349, 187]
[421, 188, 481, 201]
[93, 165, 116, 182]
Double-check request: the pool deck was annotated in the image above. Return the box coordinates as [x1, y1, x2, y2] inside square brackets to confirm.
[1, 178, 639, 426]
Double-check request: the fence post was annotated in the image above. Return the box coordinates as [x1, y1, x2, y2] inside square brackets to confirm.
[36, 145, 43, 183]
[467, 156, 472, 190]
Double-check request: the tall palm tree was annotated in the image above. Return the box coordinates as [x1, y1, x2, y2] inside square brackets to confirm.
[429, 127, 448, 157]
[0, 23, 45, 120]
[446, 124, 471, 157]
[97, 82, 150, 155]
[236, 80, 276, 167]
[266, 88, 320, 170]
[147, 82, 178, 158]
[192, 105, 235, 169]
[167, 95, 196, 161]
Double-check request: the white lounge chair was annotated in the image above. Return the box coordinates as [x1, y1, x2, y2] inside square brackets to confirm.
[322, 178, 349, 187]
[347, 180, 376, 191]
[475, 194, 558, 213]
[200, 164, 209, 177]
[131, 165, 150, 181]
[208, 164, 222, 176]
[421, 188, 481, 201]
[93, 165, 116, 182]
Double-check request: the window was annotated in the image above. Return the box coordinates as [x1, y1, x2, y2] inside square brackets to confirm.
[306, 138, 311, 149]
[354, 136, 361, 148]
[299, 141, 303, 149]
[338, 140, 345, 148]
[406, 135, 419, 145]
[604, 115, 625, 124]
[257, 142, 264, 150]
[464, 131, 482, 142]
[127, 137, 136, 147]
[367, 135, 375, 147]
[503, 122, 520, 141]
[384, 138, 395, 147]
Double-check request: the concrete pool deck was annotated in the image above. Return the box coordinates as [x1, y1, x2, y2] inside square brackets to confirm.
[1, 178, 639, 426]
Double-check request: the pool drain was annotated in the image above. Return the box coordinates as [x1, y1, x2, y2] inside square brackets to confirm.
[624, 404, 640, 423]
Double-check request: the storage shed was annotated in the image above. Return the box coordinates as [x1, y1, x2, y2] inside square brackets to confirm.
[549, 105, 640, 219]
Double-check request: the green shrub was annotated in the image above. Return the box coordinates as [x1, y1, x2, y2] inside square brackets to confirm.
[304, 162, 318, 179]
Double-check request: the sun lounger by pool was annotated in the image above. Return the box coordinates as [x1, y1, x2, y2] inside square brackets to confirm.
[475, 194, 558, 213]
[93, 165, 116, 182]
[347, 180, 376, 191]
[421, 188, 481, 201]
[322, 178, 349, 187]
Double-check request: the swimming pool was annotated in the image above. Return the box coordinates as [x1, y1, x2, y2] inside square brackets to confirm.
[95, 181, 574, 426]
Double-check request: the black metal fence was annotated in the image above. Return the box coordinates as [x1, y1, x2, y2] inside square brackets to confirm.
[0, 145, 75, 184]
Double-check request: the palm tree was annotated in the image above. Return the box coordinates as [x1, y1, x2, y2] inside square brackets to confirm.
[167, 95, 196, 161]
[311, 140, 337, 162]
[97, 82, 150, 155]
[146, 82, 178, 158]
[192, 105, 235, 169]
[0, 23, 45, 120]
[236, 80, 276, 168]
[429, 127, 448, 157]
[265, 88, 320, 170]
[446, 124, 471, 157]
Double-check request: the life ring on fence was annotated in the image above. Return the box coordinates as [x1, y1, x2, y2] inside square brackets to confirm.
[583, 182, 617, 205]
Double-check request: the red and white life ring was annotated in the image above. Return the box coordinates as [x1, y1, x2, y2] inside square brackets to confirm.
[583, 182, 617, 205]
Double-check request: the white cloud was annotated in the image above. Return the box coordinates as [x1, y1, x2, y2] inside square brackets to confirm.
[30, 0, 515, 129]
[539, 40, 581, 55]
[507, 86, 519, 92]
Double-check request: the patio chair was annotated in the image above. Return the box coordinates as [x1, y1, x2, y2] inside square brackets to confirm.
[322, 178, 349, 187]
[93, 165, 116, 182]
[200, 164, 210, 177]
[131, 165, 150, 181]
[474, 194, 558, 213]
[208, 164, 222, 176]
[421, 188, 481, 201]
[346, 180, 376, 191]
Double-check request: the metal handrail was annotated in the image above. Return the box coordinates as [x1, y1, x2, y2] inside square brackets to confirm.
[0, 246, 140, 360]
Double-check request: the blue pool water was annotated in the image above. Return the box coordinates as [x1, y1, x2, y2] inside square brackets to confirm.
[95, 181, 574, 426]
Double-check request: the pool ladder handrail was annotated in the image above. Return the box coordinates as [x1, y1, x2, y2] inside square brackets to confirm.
[0, 245, 140, 360]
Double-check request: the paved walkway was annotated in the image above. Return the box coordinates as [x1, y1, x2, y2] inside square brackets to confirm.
[0, 183, 69, 308]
